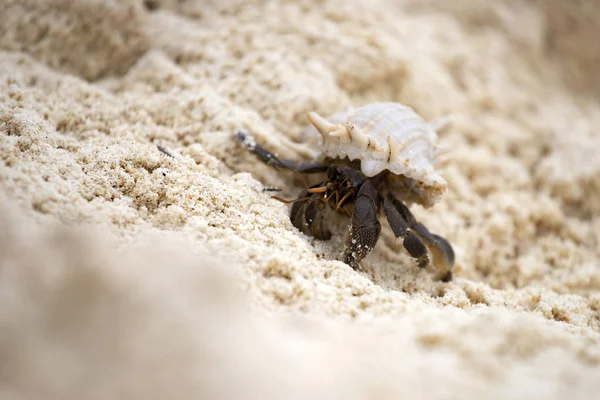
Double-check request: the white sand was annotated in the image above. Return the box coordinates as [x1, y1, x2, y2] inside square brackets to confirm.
[1, 1, 600, 398]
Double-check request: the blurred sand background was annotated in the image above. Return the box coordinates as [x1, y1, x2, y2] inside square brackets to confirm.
[1, 0, 600, 399]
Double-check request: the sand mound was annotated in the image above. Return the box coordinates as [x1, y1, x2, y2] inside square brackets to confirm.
[1, 0, 599, 398]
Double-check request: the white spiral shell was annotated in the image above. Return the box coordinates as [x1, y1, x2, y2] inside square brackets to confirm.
[308, 102, 449, 205]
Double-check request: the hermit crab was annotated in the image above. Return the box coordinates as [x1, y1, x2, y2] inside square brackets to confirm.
[237, 102, 455, 281]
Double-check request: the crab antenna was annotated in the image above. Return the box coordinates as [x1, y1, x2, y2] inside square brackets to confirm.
[271, 195, 315, 204]
[280, 165, 311, 192]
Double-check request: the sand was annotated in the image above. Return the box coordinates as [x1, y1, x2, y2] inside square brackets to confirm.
[1, 0, 600, 399]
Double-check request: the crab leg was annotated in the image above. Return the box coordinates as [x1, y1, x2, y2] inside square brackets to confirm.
[342, 180, 381, 269]
[304, 200, 331, 240]
[236, 130, 329, 173]
[385, 193, 454, 281]
[382, 197, 430, 269]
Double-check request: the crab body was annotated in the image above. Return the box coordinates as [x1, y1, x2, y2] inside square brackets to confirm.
[237, 102, 454, 281]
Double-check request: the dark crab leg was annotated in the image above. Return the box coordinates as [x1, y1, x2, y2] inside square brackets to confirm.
[342, 180, 382, 269]
[304, 199, 331, 240]
[382, 198, 429, 269]
[290, 193, 308, 231]
[236, 130, 329, 173]
[288, 186, 332, 240]
[385, 193, 455, 281]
